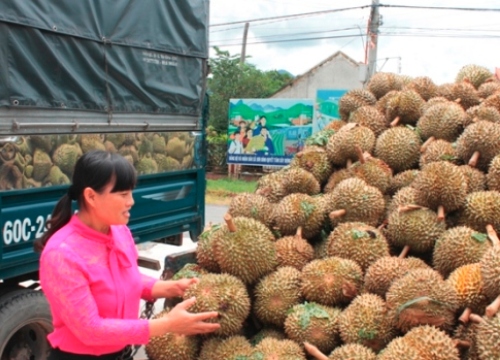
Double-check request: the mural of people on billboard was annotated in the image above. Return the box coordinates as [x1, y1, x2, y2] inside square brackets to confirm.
[227, 98, 313, 166]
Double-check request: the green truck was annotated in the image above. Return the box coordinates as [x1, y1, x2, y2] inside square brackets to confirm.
[0, 1, 209, 358]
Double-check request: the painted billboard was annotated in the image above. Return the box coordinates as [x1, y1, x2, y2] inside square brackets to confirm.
[313, 89, 349, 133]
[227, 98, 314, 166]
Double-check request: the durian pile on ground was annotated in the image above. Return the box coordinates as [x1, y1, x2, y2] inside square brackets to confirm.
[0, 131, 196, 190]
[146, 65, 500, 360]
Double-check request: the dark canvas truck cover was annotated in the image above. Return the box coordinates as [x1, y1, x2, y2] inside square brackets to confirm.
[0, 0, 210, 281]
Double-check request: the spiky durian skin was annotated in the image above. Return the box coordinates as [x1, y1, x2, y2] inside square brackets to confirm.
[254, 338, 307, 360]
[459, 165, 486, 193]
[486, 154, 500, 191]
[478, 81, 500, 99]
[363, 256, 429, 299]
[250, 327, 286, 346]
[464, 104, 500, 127]
[183, 273, 250, 336]
[212, 217, 277, 284]
[386, 89, 425, 125]
[367, 72, 403, 99]
[253, 267, 303, 327]
[348, 105, 388, 136]
[447, 263, 488, 314]
[458, 190, 500, 233]
[385, 207, 446, 253]
[228, 193, 274, 228]
[411, 161, 467, 213]
[32, 149, 53, 182]
[404, 76, 438, 101]
[386, 269, 459, 333]
[289, 146, 333, 184]
[326, 222, 390, 272]
[375, 127, 422, 174]
[301, 257, 363, 307]
[456, 64, 494, 89]
[451, 81, 481, 110]
[323, 168, 354, 193]
[327, 343, 377, 360]
[375, 90, 399, 114]
[172, 263, 208, 281]
[339, 89, 377, 121]
[52, 143, 83, 177]
[403, 325, 461, 360]
[475, 313, 500, 360]
[479, 246, 500, 302]
[417, 102, 465, 142]
[433, 226, 492, 278]
[386, 186, 418, 215]
[483, 92, 500, 112]
[456, 120, 500, 171]
[377, 337, 421, 360]
[145, 310, 201, 360]
[326, 125, 376, 166]
[387, 169, 419, 195]
[328, 178, 385, 227]
[419, 139, 459, 168]
[337, 294, 394, 352]
[256, 171, 287, 203]
[323, 119, 347, 131]
[350, 157, 393, 194]
[275, 234, 315, 270]
[203, 335, 254, 360]
[196, 225, 222, 273]
[453, 322, 480, 360]
[282, 167, 321, 196]
[284, 302, 341, 354]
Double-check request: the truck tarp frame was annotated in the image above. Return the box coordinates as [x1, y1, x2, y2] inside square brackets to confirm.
[0, 0, 209, 135]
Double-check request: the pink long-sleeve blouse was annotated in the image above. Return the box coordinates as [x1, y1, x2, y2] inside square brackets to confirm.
[39, 214, 158, 355]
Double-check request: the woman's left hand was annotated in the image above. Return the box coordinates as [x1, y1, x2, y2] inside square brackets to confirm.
[153, 278, 199, 299]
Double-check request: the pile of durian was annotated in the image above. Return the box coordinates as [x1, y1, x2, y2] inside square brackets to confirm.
[146, 64, 500, 360]
[0, 131, 196, 190]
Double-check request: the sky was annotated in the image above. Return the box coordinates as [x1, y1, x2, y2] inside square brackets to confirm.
[208, 0, 500, 85]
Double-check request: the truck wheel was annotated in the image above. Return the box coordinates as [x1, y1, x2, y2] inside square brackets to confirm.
[0, 289, 52, 360]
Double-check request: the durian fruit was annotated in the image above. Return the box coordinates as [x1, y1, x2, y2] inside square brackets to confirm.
[478, 80, 500, 99]
[375, 126, 422, 173]
[250, 327, 286, 345]
[456, 120, 500, 171]
[152, 133, 167, 154]
[367, 72, 403, 99]
[274, 227, 314, 270]
[411, 161, 467, 220]
[322, 167, 354, 193]
[32, 149, 53, 182]
[14, 136, 32, 157]
[145, 309, 200, 360]
[419, 139, 459, 168]
[482, 92, 500, 112]
[196, 223, 222, 272]
[325, 178, 385, 228]
[326, 222, 390, 272]
[198, 337, 223, 360]
[29, 135, 55, 153]
[118, 144, 139, 164]
[289, 146, 332, 185]
[46, 166, 70, 185]
[228, 192, 273, 228]
[474, 313, 500, 360]
[284, 302, 341, 354]
[166, 136, 187, 162]
[0, 163, 23, 190]
[463, 104, 500, 127]
[376, 337, 421, 360]
[272, 193, 325, 239]
[105, 133, 126, 149]
[52, 143, 83, 178]
[256, 171, 287, 203]
[486, 153, 500, 191]
[447, 263, 488, 323]
[153, 153, 182, 172]
[253, 266, 303, 327]
[138, 137, 154, 157]
[458, 191, 500, 233]
[78, 134, 105, 153]
[136, 154, 158, 175]
[386, 169, 419, 195]
[323, 119, 347, 131]
[183, 273, 250, 336]
[304, 129, 336, 149]
[200, 335, 254, 360]
[385, 206, 446, 255]
[417, 102, 466, 147]
[339, 89, 377, 121]
[253, 337, 307, 360]
[327, 343, 377, 360]
[386, 268, 459, 333]
[386, 186, 419, 216]
[479, 228, 500, 317]
[363, 256, 430, 299]
[301, 257, 363, 306]
[171, 263, 208, 281]
[433, 226, 492, 278]
[374, 90, 399, 115]
[326, 123, 376, 167]
[386, 89, 425, 127]
[281, 167, 321, 196]
[459, 165, 486, 193]
[212, 215, 277, 284]
[348, 105, 389, 136]
[337, 293, 395, 352]
[349, 150, 393, 194]
[453, 322, 480, 360]
[449, 80, 481, 110]
[455, 64, 494, 89]
[404, 76, 438, 101]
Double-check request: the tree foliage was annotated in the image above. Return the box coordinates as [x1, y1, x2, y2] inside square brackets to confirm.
[207, 47, 293, 133]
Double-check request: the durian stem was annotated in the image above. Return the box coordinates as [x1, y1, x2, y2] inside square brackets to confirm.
[469, 313, 484, 324]
[355, 145, 365, 164]
[453, 339, 471, 349]
[455, 98, 462, 104]
[390, 116, 400, 127]
[296, 152, 303, 158]
[486, 224, 500, 247]
[420, 136, 435, 153]
[224, 213, 237, 232]
[306, 161, 314, 169]
[329, 209, 347, 220]
[399, 245, 411, 258]
[378, 220, 388, 230]
[303, 342, 329, 360]
[397, 204, 423, 213]
[468, 151, 480, 167]
[485, 295, 500, 318]
[458, 307, 472, 323]
[296, 226, 303, 239]
[437, 205, 446, 222]
[346, 159, 353, 168]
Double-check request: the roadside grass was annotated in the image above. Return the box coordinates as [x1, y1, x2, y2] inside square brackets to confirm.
[206, 177, 258, 205]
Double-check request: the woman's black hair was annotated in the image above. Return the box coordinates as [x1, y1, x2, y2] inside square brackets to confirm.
[34, 150, 137, 252]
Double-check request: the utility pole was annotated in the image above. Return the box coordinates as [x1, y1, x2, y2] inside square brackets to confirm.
[365, 0, 381, 83]
[240, 22, 250, 65]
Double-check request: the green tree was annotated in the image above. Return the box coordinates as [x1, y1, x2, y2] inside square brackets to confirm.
[207, 47, 293, 133]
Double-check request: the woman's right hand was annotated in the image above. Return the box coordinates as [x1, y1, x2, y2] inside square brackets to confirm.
[150, 297, 220, 337]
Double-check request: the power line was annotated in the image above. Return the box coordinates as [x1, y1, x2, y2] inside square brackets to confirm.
[210, 33, 365, 47]
[379, 4, 500, 12]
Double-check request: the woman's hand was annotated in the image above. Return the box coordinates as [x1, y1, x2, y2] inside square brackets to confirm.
[151, 278, 199, 299]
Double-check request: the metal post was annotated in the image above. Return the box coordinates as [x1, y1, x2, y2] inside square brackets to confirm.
[366, 0, 381, 83]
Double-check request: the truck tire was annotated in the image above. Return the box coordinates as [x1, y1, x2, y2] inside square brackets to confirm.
[0, 289, 52, 360]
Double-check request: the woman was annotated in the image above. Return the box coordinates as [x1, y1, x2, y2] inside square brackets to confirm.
[37, 150, 219, 360]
